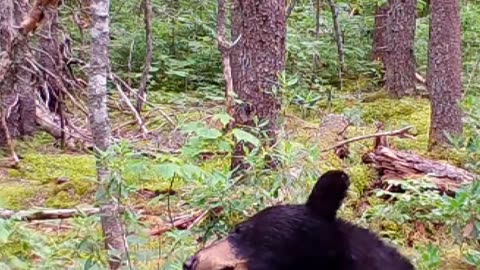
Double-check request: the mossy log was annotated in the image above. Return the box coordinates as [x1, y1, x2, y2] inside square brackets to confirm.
[363, 146, 476, 193]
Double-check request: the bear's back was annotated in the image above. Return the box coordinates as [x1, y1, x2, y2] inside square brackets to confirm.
[338, 221, 415, 270]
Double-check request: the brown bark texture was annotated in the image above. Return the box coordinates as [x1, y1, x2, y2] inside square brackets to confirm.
[136, 0, 153, 113]
[384, 0, 417, 97]
[363, 146, 475, 193]
[230, 0, 286, 171]
[0, 0, 37, 148]
[372, 4, 388, 61]
[427, 0, 463, 148]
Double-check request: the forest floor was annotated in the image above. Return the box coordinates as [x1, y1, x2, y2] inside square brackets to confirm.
[0, 90, 476, 269]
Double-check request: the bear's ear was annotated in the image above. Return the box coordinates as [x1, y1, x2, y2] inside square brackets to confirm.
[306, 170, 350, 220]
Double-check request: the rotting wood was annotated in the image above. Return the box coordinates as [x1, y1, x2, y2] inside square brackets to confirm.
[363, 146, 476, 193]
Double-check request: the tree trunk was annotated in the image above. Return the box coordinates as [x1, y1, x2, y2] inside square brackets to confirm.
[312, 0, 321, 75]
[135, 0, 153, 113]
[384, 0, 417, 97]
[230, 0, 286, 171]
[0, 0, 36, 149]
[327, 0, 345, 90]
[372, 4, 388, 62]
[427, 0, 463, 149]
[87, 0, 127, 268]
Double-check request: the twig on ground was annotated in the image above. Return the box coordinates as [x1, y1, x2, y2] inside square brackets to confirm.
[111, 75, 149, 137]
[111, 73, 177, 127]
[0, 207, 114, 221]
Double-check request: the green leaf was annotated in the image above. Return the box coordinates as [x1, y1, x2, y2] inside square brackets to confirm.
[181, 164, 204, 179]
[213, 113, 232, 127]
[155, 163, 181, 179]
[218, 140, 232, 152]
[180, 122, 205, 133]
[165, 70, 189, 77]
[232, 129, 261, 147]
[197, 128, 222, 139]
[0, 220, 11, 243]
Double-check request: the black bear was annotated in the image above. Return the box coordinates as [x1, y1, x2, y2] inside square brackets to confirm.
[183, 170, 415, 270]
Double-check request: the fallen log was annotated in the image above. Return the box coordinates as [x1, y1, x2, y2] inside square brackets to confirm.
[363, 146, 477, 193]
[0, 207, 101, 221]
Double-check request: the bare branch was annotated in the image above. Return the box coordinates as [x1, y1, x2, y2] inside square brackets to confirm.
[321, 125, 414, 152]
[0, 207, 102, 221]
[111, 75, 149, 137]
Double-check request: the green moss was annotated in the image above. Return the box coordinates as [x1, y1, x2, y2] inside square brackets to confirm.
[347, 164, 377, 195]
[3, 154, 96, 209]
[45, 190, 81, 208]
[359, 97, 431, 151]
[0, 182, 38, 210]
[12, 154, 96, 184]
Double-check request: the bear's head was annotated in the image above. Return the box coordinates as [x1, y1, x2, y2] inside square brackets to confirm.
[183, 170, 414, 270]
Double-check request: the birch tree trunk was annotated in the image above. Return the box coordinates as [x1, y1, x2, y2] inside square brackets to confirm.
[87, 0, 127, 268]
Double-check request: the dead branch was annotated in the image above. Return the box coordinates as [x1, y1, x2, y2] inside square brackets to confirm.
[136, 0, 153, 112]
[20, 0, 59, 34]
[111, 75, 149, 137]
[416, 72, 426, 85]
[363, 146, 476, 193]
[216, 0, 241, 131]
[27, 58, 89, 115]
[0, 207, 101, 221]
[0, 94, 20, 166]
[35, 99, 93, 149]
[150, 207, 223, 236]
[321, 125, 414, 152]
[111, 73, 177, 127]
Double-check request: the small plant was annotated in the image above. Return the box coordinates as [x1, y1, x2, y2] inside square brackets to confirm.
[433, 180, 480, 246]
[415, 243, 441, 270]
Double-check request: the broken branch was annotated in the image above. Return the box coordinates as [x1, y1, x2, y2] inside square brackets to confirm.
[321, 125, 414, 152]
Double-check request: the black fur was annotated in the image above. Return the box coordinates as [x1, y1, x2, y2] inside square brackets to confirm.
[224, 170, 414, 270]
